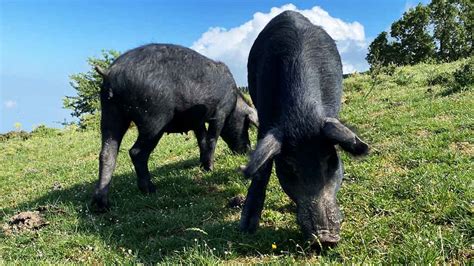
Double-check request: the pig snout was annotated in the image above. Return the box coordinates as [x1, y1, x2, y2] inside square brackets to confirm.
[296, 198, 342, 248]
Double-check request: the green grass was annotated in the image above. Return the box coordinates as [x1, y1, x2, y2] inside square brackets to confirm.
[1, 60, 473, 264]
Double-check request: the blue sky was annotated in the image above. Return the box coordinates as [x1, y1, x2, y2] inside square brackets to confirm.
[1, 0, 428, 132]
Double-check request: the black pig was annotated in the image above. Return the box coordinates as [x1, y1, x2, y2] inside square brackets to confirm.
[240, 11, 369, 247]
[92, 44, 258, 211]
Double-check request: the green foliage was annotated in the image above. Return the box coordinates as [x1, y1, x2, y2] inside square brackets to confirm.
[366, 5, 436, 67]
[380, 63, 397, 76]
[63, 50, 120, 124]
[0, 125, 63, 142]
[367, 1, 472, 68]
[429, 0, 472, 61]
[425, 57, 473, 96]
[1, 60, 472, 263]
[0, 131, 30, 142]
[366, 32, 397, 68]
[30, 125, 60, 138]
[442, 58, 474, 95]
[390, 4, 435, 65]
[453, 58, 474, 89]
[79, 113, 101, 131]
[427, 71, 452, 87]
[458, 0, 473, 55]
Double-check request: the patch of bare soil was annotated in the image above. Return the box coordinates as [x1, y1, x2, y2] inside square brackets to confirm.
[2, 211, 48, 235]
[416, 129, 431, 137]
[449, 141, 473, 156]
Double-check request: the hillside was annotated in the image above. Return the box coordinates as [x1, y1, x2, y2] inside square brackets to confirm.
[1, 60, 472, 264]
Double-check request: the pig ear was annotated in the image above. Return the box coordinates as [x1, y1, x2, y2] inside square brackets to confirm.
[246, 107, 259, 127]
[238, 94, 259, 127]
[243, 129, 282, 178]
[322, 118, 369, 156]
[94, 66, 109, 78]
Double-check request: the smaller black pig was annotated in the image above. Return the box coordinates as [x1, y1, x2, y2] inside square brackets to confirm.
[92, 44, 257, 211]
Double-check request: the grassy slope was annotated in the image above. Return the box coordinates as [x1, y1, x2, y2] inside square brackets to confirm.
[1, 60, 472, 264]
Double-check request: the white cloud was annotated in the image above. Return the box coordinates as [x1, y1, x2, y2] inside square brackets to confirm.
[4, 100, 17, 109]
[191, 3, 369, 85]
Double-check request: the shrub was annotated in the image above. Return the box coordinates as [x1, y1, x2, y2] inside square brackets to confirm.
[79, 113, 101, 131]
[63, 50, 120, 124]
[441, 58, 473, 96]
[427, 72, 452, 86]
[0, 131, 30, 142]
[380, 63, 397, 76]
[30, 125, 60, 138]
[453, 60, 473, 90]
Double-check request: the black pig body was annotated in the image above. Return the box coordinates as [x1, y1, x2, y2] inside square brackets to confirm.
[241, 11, 368, 247]
[92, 44, 257, 211]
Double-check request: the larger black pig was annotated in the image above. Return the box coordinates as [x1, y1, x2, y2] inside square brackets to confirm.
[92, 44, 258, 211]
[240, 11, 369, 247]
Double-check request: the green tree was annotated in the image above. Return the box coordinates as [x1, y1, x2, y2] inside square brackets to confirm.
[63, 50, 120, 121]
[390, 4, 435, 65]
[429, 0, 471, 61]
[457, 0, 473, 57]
[366, 31, 396, 67]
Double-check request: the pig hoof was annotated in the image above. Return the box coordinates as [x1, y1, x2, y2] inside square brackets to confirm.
[239, 214, 259, 233]
[91, 195, 110, 213]
[200, 162, 213, 172]
[138, 181, 157, 194]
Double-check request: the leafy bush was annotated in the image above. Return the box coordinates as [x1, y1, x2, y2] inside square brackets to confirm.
[380, 64, 397, 76]
[79, 113, 101, 131]
[427, 72, 452, 86]
[0, 131, 30, 142]
[453, 59, 473, 90]
[30, 125, 60, 138]
[441, 58, 473, 95]
[63, 50, 120, 127]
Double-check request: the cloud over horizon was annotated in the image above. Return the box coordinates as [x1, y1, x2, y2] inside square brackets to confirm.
[192, 4, 369, 86]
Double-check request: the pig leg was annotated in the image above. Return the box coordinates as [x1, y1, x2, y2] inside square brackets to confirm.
[200, 113, 226, 171]
[129, 127, 165, 194]
[92, 104, 130, 212]
[194, 124, 210, 171]
[239, 160, 273, 233]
